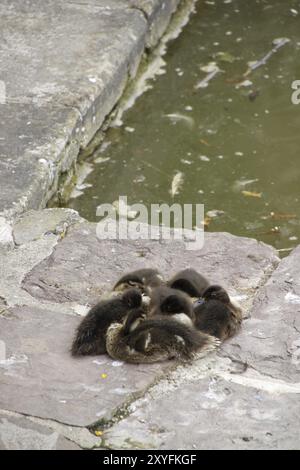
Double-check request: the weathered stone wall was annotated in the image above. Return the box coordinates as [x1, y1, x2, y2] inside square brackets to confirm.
[0, 0, 182, 220]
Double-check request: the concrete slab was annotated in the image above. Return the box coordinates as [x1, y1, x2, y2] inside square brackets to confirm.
[22, 221, 279, 306]
[222, 245, 300, 382]
[103, 362, 300, 450]
[13, 208, 81, 246]
[103, 246, 300, 450]
[0, 304, 171, 427]
[0, 411, 81, 450]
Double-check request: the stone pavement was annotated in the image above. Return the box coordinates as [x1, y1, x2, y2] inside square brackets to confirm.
[1, 208, 299, 450]
[0, 0, 181, 219]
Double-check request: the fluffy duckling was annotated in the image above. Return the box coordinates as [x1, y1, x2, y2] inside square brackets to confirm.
[106, 308, 220, 364]
[148, 285, 195, 325]
[194, 285, 242, 341]
[167, 268, 210, 298]
[113, 268, 164, 293]
[71, 288, 142, 356]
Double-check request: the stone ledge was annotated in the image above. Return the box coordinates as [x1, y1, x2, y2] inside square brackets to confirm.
[0, 0, 186, 219]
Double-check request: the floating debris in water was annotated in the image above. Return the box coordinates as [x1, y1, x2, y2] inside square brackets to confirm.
[269, 212, 297, 221]
[180, 159, 192, 165]
[243, 37, 290, 77]
[199, 138, 210, 146]
[290, 8, 298, 16]
[170, 171, 184, 197]
[233, 178, 259, 191]
[235, 151, 244, 156]
[214, 51, 236, 63]
[133, 175, 146, 183]
[125, 126, 135, 133]
[94, 156, 111, 164]
[206, 210, 225, 218]
[70, 162, 93, 199]
[257, 226, 280, 235]
[199, 155, 210, 162]
[242, 190, 262, 198]
[195, 62, 221, 89]
[175, 67, 184, 77]
[76, 183, 92, 191]
[248, 90, 260, 102]
[236, 79, 253, 89]
[277, 248, 294, 253]
[200, 62, 218, 74]
[164, 113, 195, 128]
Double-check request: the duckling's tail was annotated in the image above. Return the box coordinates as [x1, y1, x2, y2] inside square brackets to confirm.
[190, 332, 221, 360]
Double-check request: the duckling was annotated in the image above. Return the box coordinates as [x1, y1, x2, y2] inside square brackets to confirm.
[194, 285, 242, 341]
[106, 308, 220, 364]
[71, 288, 142, 356]
[148, 285, 195, 325]
[113, 268, 164, 294]
[167, 268, 210, 298]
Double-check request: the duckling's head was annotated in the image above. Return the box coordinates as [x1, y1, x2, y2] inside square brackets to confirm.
[114, 279, 144, 293]
[160, 294, 191, 314]
[121, 288, 142, 309]
[202, 285, 230, 304]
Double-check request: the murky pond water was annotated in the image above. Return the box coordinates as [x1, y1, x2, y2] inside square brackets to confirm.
[67, 0, 300, 252]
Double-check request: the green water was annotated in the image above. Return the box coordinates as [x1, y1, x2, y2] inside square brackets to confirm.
[67, 0, 300, 252]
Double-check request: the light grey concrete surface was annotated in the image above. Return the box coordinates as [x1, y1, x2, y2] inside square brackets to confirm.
[0, 410, 82, 450]
[0, 0, 181, 219]
[221, 244, 300, 383]
[1, 208, 294, 450]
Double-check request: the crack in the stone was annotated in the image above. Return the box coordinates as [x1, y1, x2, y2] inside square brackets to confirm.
[89, 362, 178, 433]
[0, 407, 83, 429]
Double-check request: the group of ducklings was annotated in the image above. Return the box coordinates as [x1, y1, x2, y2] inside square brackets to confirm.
[71, 268, 243, 364]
